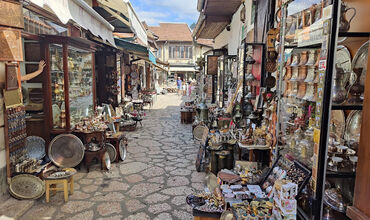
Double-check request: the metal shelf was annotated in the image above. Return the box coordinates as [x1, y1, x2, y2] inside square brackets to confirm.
[338, 32, 370, 38]
[331, 104, 363, 110]
[326, 171, 356, 178]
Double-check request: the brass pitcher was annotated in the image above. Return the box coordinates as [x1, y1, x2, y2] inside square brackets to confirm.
[339, 3, 356, 33]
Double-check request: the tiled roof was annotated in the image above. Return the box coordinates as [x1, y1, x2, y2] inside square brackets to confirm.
[148, 23, 193, 42]
[196, 38, 214, 47]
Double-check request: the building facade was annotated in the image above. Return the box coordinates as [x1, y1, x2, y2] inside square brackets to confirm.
[149, 23, 213, 83]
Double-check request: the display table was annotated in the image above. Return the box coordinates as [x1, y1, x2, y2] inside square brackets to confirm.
[181, 110, 196, 124]
[238, 142, 270, 161]
[106, 131, 127, 162]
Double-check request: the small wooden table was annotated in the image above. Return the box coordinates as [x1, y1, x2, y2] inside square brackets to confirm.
[238, 142, 270, 161]
[106, 131, 128, 162]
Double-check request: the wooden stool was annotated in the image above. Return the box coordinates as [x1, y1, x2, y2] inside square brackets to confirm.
[84, 147, 107, 172]
[45, 176, 74, 202]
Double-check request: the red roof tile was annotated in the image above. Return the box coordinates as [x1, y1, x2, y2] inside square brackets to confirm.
[149, 23, 193, 42]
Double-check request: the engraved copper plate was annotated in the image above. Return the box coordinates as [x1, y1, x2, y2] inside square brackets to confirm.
[0, 1, 24, 28]
[0, 28, 23, 61]
[9, 174, 45, 200]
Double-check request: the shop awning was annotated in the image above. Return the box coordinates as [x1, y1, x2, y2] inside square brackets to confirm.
[193, 0, 243, 39]
[170, 66, 197, 72]
[153, 63, 168, 72]
[30, 0, 116, 46]
[93, 0, 132, 33]
[114, 37, 147, 55]
[149, 50, 157, 65]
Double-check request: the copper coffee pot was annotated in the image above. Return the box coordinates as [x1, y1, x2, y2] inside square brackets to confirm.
[339, 3, 356, 32]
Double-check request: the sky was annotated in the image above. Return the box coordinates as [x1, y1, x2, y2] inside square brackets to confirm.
[129, 0, 199, 27]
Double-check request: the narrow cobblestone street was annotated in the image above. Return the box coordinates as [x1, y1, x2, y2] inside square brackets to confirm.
[7, 93, 205, 220]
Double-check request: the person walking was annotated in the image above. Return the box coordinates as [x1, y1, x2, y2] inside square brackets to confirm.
[177, 77, 182, 95]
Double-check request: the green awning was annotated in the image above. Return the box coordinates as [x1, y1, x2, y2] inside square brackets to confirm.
[114, 38, 148, 55]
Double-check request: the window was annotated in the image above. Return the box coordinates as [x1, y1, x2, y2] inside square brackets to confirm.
[155, 47, 161, 58]
[169, 45, 193, 59]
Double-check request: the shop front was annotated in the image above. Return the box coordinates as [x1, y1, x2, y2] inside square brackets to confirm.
[189, 0, 370, 219]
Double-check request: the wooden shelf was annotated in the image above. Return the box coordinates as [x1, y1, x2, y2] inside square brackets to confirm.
[331, 104, 363, 110]
[338, 32, 370, 38]
[326, 170, 356, 178]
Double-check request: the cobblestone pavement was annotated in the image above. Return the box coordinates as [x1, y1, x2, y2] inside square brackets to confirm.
[14, 93, 205, 220]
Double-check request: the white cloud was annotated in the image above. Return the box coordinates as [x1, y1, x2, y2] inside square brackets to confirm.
[129, 0, 199, 25]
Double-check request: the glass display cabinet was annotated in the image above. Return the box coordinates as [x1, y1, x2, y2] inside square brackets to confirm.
[44, 36, 96, 134]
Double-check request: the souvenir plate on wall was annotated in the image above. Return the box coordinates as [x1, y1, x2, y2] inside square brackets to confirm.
[105, 143, 117, 162]
[48, 134, 84, 168]
[25, 136, 46, 160]
[9, 174, 45, 199]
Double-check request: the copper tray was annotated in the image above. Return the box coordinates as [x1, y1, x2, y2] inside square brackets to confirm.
[48, 134, 84, 168]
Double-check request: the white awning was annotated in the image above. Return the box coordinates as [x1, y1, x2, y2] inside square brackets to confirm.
[170, 66, 197, 72]
[30, 0, 116, 47]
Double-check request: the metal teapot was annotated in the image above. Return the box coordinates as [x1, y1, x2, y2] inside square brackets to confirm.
[339, 3, 356, 33]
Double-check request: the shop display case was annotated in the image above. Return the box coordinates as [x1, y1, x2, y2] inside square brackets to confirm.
[274, 0, 369, 219]
[44, 36, 96, 136]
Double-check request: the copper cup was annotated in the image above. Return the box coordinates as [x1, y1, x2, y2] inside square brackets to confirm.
[297, 82, 307, 99]
[314, 49, 321, 67]
[298, 51, 308, 66]
[298, 66, 308, 81]
[285, 66, 292, 80]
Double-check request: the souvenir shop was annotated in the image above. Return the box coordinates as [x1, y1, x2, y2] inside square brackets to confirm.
[188, 0, 370, 219]
[0, 0, 153, 201]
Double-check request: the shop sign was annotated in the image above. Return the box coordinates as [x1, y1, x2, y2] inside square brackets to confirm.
[0, 28, 23, 61]
[0, 1, 24, 29]
[207, 55, 218, 75]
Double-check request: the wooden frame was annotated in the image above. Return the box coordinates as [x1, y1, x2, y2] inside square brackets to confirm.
[40, 35, 96, 142]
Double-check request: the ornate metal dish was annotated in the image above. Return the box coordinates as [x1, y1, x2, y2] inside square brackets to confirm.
[329, 110, 345, 140]
[345, 110, 362, 143]
[105, 143, 117, 162]
[119, 139, 127, 161]
[324, 188, 348, 213]
[9, 174, 45, 199]
[48, 134, 84, 168]
[103, 152, 111, 170]
[25, 136, 46, 160]
[335, 45, 352, 86]
[351, 41, 369, 86]
[43, 168, 77, 180]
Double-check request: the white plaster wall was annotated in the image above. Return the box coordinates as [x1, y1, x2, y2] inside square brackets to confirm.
[214, 3, 248, 55]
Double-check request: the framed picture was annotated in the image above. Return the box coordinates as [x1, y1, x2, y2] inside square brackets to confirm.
[5, 62, 19, 90]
